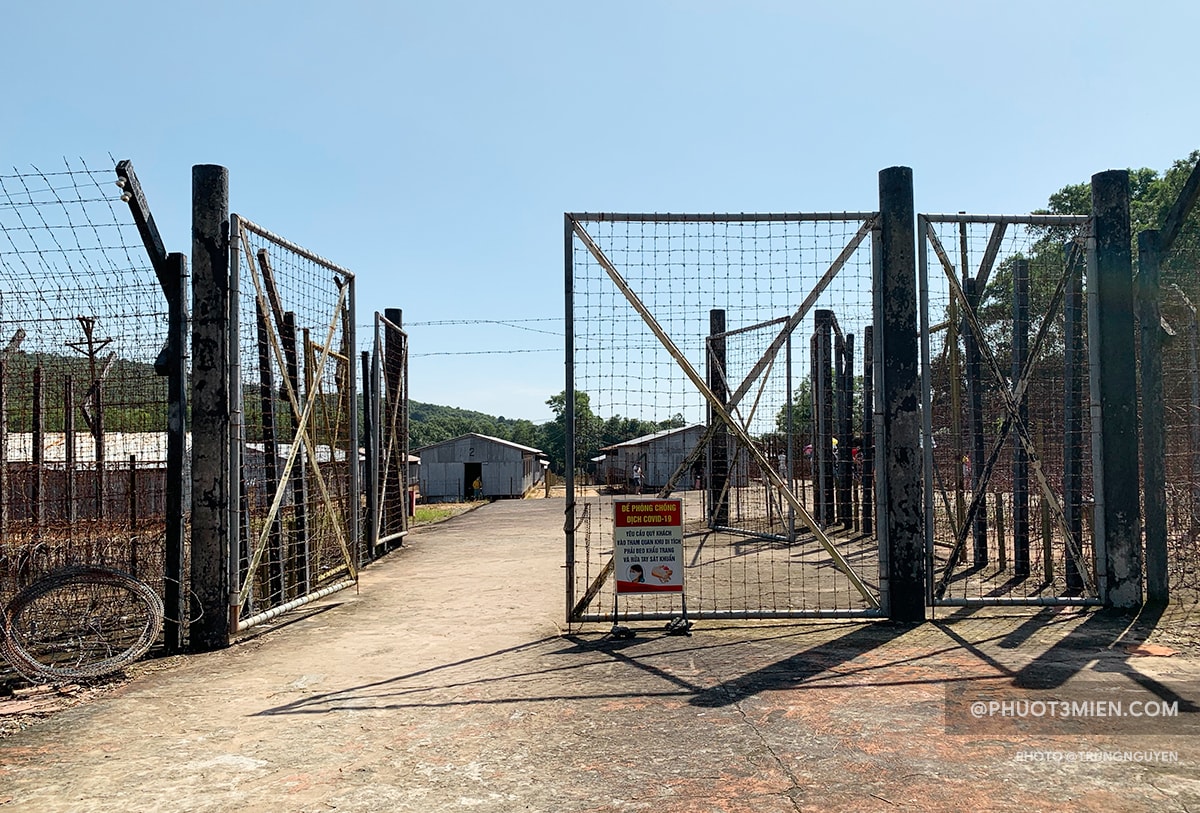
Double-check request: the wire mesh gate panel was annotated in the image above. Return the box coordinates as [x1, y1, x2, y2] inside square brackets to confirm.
[566, 212, 883, 622]
[918, 213, 1101, 606]
[364, 310, 409, 552]
[230, 215, 358, 631]
[0, 160, 173, 612]
[1151, 167, 1200, 598]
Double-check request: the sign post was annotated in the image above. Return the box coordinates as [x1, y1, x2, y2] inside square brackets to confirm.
[612, 498, 691, 635]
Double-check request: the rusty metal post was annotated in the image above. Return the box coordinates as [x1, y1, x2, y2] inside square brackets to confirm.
[1063, 250, 1084, 592]
[862, 325, 874, 536]
[32, 366, 44, 530]
[814, 310, 835, 527]
[361, 349, 377, 557]
[964, 276, 988, 565]
[64, 377, 77, 527]
[285, 314, 310, 594]
[837, 331, 855, 527]
[383, 308, 406, 539]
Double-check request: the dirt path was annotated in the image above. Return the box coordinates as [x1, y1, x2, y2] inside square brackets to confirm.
[2, 498, 1199, 811]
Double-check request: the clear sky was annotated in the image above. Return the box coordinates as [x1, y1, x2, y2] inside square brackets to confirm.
[4, 0, 1197, 422]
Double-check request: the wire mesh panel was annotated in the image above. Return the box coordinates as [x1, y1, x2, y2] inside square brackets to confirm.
[231, 216, 357, 630]
[566, 213, 881, 621]
[0, 159, 171, 609]
[919, 214, 1099, 605]
[366, 310, 409, 552]
[1156, 166, 1200, 597]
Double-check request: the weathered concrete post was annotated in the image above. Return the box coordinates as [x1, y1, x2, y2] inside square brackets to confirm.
[190, 164, 231, 650]
[1063, 254, 1085, 591]
[814, 310, 835, 527]
[707, 309, 729, 527]
[876, 167, 924, 621]
[1012, 259, 1030, 576]
[964, 276, 988, 565]
[1090, 170, 1142, 609]
[383, 307, 407, 540]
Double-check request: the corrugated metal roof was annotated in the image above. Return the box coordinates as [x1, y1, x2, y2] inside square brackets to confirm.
[598, 424, 705, 452]
[4, 432, 182, 464]
[5, 433, 358, 466]
[414, 432, 543, 456]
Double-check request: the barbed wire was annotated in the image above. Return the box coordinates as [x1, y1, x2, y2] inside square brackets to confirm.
[411, 348, 559, 358]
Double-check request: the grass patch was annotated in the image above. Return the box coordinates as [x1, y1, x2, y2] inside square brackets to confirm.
[413, 501, 477, 526]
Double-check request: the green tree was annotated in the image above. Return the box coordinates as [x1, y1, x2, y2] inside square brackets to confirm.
[543, 390, 601, 474]
[775, 378, 814, 435]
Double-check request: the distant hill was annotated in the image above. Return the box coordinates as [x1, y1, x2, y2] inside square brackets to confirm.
[408, 400, 544, 451]
[1, 351, 166, 433]
[408, 394, 686, 475]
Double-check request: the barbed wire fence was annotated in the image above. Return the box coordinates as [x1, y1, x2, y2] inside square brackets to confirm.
[0, 158, 179, 680]
[1141, 155, 1200, 600]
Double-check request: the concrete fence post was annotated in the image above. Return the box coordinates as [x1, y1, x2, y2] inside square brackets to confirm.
[1090, 169, 1142, 609]
[876, 166, 924, 621]
[190, 164, 231, 650]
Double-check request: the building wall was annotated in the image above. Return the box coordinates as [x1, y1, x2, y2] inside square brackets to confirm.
[418, 436, 541, 501]
[604, 426, 708, 490]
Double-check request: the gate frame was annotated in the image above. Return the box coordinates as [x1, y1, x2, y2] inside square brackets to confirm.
[564, 168, 923, 623]
[917, 193, 1143, 609]
[365, 308, 409, 554]
[227, 213, 359, 634]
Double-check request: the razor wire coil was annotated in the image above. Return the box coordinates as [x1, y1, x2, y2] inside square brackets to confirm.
[1, 565, 164, 683]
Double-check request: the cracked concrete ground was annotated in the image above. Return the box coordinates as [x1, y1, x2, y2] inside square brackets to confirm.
[2, 498, 1199, 812]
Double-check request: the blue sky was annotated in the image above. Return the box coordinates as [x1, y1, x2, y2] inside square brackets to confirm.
[4, 0, 1197, 422]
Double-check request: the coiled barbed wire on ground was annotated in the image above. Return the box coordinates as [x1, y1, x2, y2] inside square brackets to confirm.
[1, 565, 163, 683]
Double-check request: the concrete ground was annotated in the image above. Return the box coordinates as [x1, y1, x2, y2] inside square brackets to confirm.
[2, 498, 1199, 812]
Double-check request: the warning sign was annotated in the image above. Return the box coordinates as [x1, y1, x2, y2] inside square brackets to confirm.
[614, 499, 683, 593]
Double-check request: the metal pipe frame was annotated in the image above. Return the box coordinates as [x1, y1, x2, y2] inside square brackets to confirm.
[237, 216, 355, 282]
[578, 608, 885, 623]
[920, 213, 1090, 226]
[237, 577, 356, 633]
[569, 211, 878, 224]
[934, 597, 1102, 608]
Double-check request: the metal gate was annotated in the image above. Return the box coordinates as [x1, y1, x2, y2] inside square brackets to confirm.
[364, 309, 410, 554]
[565, 212, 884, 622]
[918, 212, 1102, 606]
[229, 215, 358, 631]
